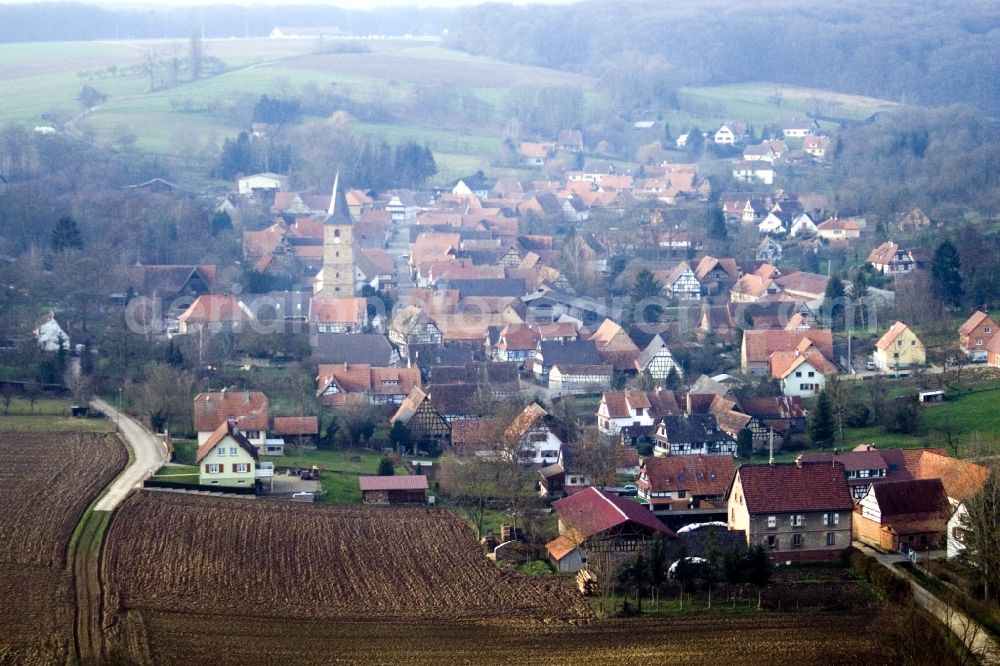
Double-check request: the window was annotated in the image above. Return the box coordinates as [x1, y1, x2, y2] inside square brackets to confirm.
[765, 535, 778, 549]
[678, 490, 686, 499]
[790, 514, 804, 527]
[229, 447, 238, 456]
[792, 534, 803, 547]
[807, 371, 815, 378]
[976, 338, 983, 346]
[911, 340, 916, 346]
[823, 513, 840, 526]
[234, 463, 250, 473]
[986, 327, 993, 334]
[826, 532, 836, 546]
[207, 463, 220, 474]
[795, 371, 802, 378]
[767, 515, 776, 528]
[216, 447, 226, 456]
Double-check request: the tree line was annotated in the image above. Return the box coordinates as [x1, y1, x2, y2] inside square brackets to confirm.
[446, 0, 1000, 117]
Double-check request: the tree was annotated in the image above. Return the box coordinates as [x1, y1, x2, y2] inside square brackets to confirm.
[685, 125, 704, 160]
[743, 544, 773, 609]
[77, 85, 107, 110]
[376, 455, 395, 476]
[24, 380, 41, 414]
[706, 207, 727, 240]
[736, 427, 753, 461]
[630, 269, 664, 325]
[437, 452, 497, 540]
[808, 389, 835, 448]
[824, 374, 850, 444]
[931, 239, 964, 309]
[824, 276, 845, 329]
[388, 420, 412, 454]
[665, 365, 681, 391]
[189, 28, 203, 81]
[209, 210, 232, 236]
[847, 270, 870, 331]
[646, 534, 669, 610]
[142, 364, 195, 435]
[958, 473, 1000, 603]
[50, 215, 83, 252]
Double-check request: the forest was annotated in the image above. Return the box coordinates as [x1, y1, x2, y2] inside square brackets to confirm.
[446, 0, 1000, 117]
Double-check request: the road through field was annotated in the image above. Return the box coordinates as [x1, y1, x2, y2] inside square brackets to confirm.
[90, 397, 168, 511]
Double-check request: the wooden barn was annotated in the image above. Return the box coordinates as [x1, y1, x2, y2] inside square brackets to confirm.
[359, 475, 428, 505]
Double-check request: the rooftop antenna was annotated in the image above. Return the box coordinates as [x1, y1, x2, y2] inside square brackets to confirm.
[768, 429, 774, 466]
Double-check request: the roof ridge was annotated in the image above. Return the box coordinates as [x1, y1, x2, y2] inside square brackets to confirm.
[599, 488, 630, 521]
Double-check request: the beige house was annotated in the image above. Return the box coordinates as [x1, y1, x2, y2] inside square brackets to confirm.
[873, 321, 925, 372]
[727, 460, 854, 562]
[196, 420, 258, 487]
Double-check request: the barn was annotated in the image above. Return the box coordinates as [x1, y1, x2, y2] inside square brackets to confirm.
[359, 475, 428, 505]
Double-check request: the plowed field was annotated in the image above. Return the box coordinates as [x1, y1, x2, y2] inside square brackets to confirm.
[0, 432, 127, 665]
[101, 491, 890, 664]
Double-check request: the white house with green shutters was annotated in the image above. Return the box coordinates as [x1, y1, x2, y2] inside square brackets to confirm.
[196, 420, 259, 487]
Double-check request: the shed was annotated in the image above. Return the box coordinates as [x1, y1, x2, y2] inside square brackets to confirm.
[358, 475, 428, 505]
[918, 390, 945, 403]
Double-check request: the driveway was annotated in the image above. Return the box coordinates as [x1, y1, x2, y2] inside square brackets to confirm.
[90, 397, 169, 511]
[854, 541, 1000, 664]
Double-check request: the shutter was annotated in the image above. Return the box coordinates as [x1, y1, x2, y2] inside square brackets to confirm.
[205, 464, 210, 473]
[232, 463, 237, 472]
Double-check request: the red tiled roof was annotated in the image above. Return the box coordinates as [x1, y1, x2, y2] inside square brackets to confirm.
[875, 321, 913, 351]
[552, 487, 674, 539]
[272, 416, 319, 436]
[309, 297, 366, 324]
[195, 419, 259, 463]
[640, 455, 734, 496]
[735, 462, 854, 514]
[959, 311, 992, 336]
[743, 329, 834, 365]
[358, 475, 428, 492]
[799, 450, 888, 473]
[193, 391, 269, 433]
[870, 479, 949, 517]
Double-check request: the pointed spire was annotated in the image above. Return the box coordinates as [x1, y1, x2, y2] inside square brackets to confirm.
[324, 172, 353, 225]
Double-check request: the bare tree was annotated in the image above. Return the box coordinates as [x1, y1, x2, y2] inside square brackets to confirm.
[437, 452, 497, 541]
[958, 470, 1000, 603]
[142, 364, 196, 435]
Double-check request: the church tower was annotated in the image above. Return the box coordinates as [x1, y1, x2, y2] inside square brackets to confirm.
[316, 173, 355, 297]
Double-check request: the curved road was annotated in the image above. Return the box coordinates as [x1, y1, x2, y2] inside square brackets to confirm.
[90, 397, 168, 511]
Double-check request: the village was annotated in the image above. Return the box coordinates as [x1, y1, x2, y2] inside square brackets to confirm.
[12, 109, 1000, 660]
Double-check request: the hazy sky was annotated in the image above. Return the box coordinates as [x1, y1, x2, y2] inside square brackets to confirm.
[72, 0, 581, 7]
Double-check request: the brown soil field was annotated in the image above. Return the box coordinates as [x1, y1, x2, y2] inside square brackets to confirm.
[102, 491, 591, 622]
[0, 432, 127, 665]
[106, 610, 888, 665]
[102, 491, 890, 664]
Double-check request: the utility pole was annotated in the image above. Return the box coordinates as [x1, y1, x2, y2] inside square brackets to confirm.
[116, 387, 122, 432]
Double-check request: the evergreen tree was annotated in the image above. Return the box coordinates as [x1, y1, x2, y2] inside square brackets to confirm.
[50, 215, 83, 252]
[209, 210, 232, 236]
[736, 427, 753, 461]
[165, 339, 185, 367]
[377, 455, 395, 476]
[808, 389, 836, 448]
[931, 239, 964, 309]
[630, 269, 664, 324]
[665, 366, 681, 391]
[389, 420, 411, 453]
[685, 125, 704, 159]
[824, 276, 845, 329]
[706, 207, 727, 240]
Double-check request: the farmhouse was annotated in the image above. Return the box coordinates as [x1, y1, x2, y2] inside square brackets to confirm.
[853, 479, 950, 552]
[634, 334, 684, 383]
[868, 242, 916, 275]
[596, 389, 680, 436]
[270, 416, 318, 451]
[196, 420, 259, 488]
[727, 461, 854, 562]
[503, 404, 568, 466]
[316, 364, 421, 407]
[359, 475, 428, 505]
[815, 218, 861, 241]
[178, 294, 254, 334]
[546, 487, 675, 573]
[390, 387, 451, 452]
[637, 455, 733, 518]
[194, 391, 269, 450]
[741, 329, 834, 376]
[653, 414, 736, 457]
[873, 321, 925, 372]
[958, 310, 997, 361]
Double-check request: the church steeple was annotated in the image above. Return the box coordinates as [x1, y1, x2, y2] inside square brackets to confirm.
[316, 172, 356, 297]
[324, 172, 353, 226]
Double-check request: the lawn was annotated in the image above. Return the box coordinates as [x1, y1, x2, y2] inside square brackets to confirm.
[149, 464, 201, 486]
[0, 398, 114, 432]
[262, 447, 385, 504]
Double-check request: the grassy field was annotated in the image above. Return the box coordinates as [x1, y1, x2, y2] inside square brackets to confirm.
[0, 398, 114, 432]
[675, 82, 897, 128]
[263, 447, 385, 503]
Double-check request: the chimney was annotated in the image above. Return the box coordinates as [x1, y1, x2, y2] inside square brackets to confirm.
[795, 456, 802, 469]
[768, 430, 774, 466]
